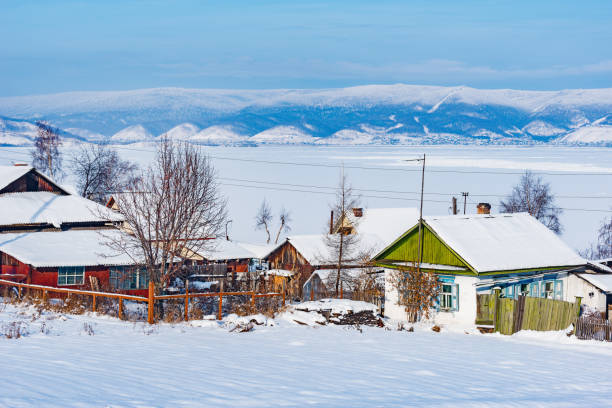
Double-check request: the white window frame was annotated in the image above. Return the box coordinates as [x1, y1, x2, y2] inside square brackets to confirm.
[440, 283, 453, 311]
[58, 266, 85, 286]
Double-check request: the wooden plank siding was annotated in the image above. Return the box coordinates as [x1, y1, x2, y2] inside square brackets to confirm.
[376, 224, 469, 270]
[0, 169, 67, 195]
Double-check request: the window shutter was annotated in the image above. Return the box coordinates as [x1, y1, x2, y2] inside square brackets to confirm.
[554, 280, 563, 300]
[529, 282, 539, 298]
[451, 284, 459, 311]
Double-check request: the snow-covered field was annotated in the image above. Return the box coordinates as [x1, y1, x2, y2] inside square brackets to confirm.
[1, 301, 612, 407]
[1, 144, 610, 250]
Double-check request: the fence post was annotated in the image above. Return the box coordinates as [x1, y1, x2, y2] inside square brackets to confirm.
[92, 294, 96, 312]
[575, 296, 582, 317]
[42, 288, 47, 303]
[251, 291, 255, 309]
[218, 293, 223, 321]
[340, 282, 343, 299]
[148, 281, 155, 324]
[493, 288, 501, 333]
[118, 298, 123, 320]
[184, 280, 189, 322]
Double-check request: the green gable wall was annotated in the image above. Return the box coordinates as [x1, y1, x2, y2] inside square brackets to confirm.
[377, 224, 469, 269]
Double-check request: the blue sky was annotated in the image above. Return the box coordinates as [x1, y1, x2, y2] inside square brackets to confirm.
[1, 0, 611, 96]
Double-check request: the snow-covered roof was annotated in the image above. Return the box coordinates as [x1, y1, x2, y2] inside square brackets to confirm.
[0, 229, 140, 267]
[198, 239, 257, 261]
[238, 242, 275, 259]
[275, 233, 386, 266]
[346, 207, 419, 247]
[283, 234, 330, 265]
[423, 213, 587, 273]
[577, 273, 612, 293]
[0, 191, 124, 227]
[0, 165, 32, 191]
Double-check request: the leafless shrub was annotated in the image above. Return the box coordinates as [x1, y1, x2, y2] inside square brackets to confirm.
[388, 264, 440, 323]
[82, 322, 95, 336]
[500, 171, 563, 234]
[3, 321, 28, 339]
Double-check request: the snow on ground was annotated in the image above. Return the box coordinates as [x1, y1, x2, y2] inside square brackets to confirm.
[2, 301, 612, 407]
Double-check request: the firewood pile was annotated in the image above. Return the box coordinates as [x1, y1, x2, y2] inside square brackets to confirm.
[297, 308, 384, 327]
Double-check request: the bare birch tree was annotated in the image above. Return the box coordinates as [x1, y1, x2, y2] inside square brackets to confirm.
[323, 172, 362, 296]
[104, 139, 227, 292]
[31, 121, 63, 180]
[255, 199, 273, 244]
[500, 171, 563, 234]
[71, 143, 138, 203]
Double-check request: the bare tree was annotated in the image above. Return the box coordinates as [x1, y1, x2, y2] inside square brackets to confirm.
[388, 264, 440, 322]
[274, 208, 292, 244]
[104, 139, 227, 292]
[31, 121, 63, 180]
[323, 171, 362, 296]
[582, 215, 612, 260]
[71, 143, 139, 203]
[500, 171, 563, 234]
[255, 199, 273, 244]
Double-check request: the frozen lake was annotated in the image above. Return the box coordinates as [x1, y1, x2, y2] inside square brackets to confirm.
[1, 144, 610, 251]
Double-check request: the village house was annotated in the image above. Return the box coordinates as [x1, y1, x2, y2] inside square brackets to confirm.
[375, 206, 611, 326]
[267, 207, 419, 300]
[0, 165, 147, 295]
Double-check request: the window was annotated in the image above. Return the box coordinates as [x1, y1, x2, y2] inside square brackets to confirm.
[519, 283, 529, 296]
[438, 283, 459, 311]
[110, 267, 149, 290]
[503, 285, 514, 299]
[543, 281, 554, 299]
[440, 284, 452, 310]
[58, 266, 85, 285]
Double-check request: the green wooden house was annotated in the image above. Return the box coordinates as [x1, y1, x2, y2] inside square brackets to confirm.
[374, 212, 601, 326]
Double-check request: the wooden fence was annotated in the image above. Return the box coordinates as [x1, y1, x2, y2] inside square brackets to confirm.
[476, 292, 581, 335]
[575, 317, 612, 341]
[0, 279, 284, 324]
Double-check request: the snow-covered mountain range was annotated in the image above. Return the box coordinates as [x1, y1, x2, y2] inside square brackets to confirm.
[1, 84, 611, 146]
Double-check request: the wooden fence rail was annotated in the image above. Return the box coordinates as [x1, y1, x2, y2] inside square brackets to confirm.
[0, 279, 285, 324]
[476, 292, 581, 335]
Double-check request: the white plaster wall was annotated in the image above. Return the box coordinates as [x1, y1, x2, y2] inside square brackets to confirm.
[565, 274, 607, 313]
[383, 269, 478, 327]
[384, 269, 407, 321]
[433, 275, 478, 327]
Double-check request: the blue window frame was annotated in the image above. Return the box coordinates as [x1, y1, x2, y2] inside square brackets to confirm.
[110, 267, 149, 290]
[58, 266, 85, 285]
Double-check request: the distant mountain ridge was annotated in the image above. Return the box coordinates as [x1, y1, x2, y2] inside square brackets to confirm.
[1, 84, 611, 146]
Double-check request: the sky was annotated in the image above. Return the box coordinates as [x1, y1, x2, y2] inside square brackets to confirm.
[1, 0, 611, 96]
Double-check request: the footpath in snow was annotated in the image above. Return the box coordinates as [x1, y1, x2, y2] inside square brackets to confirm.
[1, 300, 612, 407]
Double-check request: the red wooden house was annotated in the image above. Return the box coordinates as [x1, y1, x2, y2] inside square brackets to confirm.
[0, 165, 147, 295]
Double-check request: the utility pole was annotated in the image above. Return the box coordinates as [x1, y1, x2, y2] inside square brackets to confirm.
[461, 192, 469, 214]
[404, 155, 426, 272]
[452, 197, 457, 215]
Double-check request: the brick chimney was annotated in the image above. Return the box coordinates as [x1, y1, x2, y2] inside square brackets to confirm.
[352, 208, 363, 217]
[477, 203, 491, 214]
